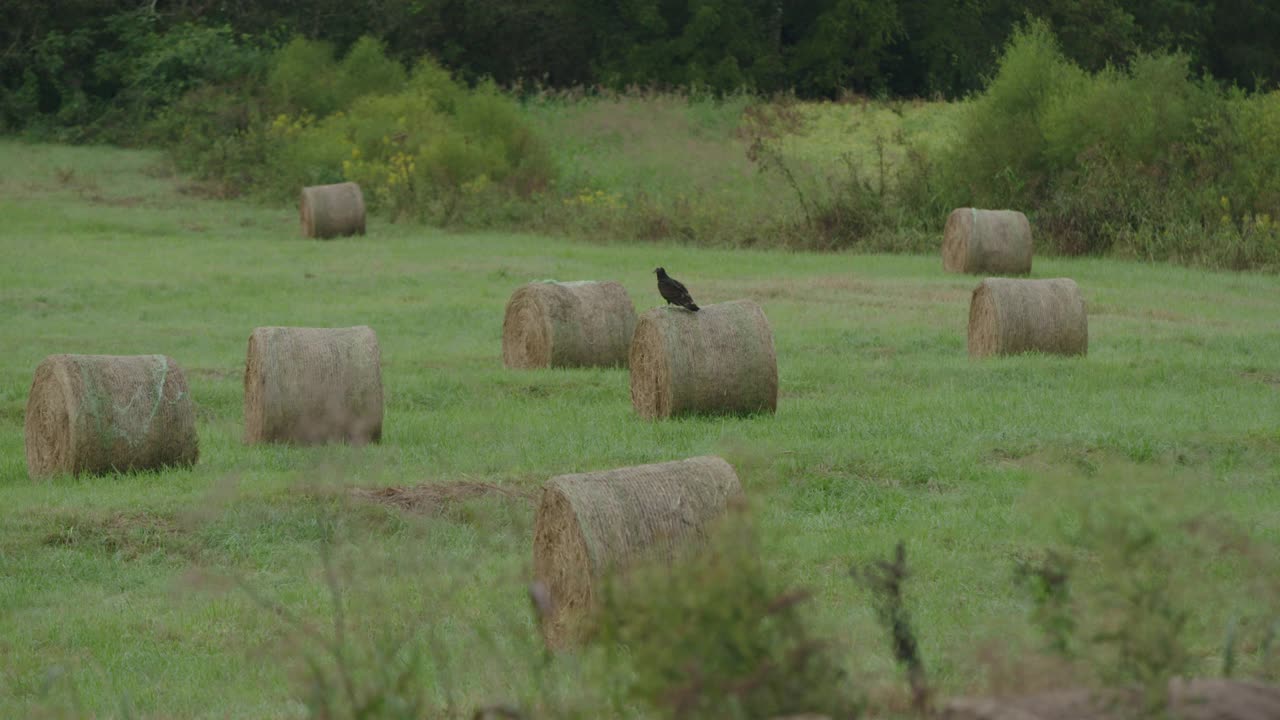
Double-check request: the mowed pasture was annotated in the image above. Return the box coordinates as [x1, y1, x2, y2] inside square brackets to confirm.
[2, 139, 1280, 717]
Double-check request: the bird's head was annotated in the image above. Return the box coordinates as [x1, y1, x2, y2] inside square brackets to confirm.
[653, 267, 666, 276]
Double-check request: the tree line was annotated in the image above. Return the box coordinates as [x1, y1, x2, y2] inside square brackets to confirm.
[3, 0, 1278, 131]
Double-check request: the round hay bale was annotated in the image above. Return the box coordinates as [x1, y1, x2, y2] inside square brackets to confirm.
[502, 281, 637, 369]
[943, 208, 1033, 275]
[531, 455, 743, 647]
[300, 182, 366, 239]
[24, 354, 199, 478]
[243, 326, 383, 445]
[968, 278, 1087, 358]
[629, 300, 778, 419]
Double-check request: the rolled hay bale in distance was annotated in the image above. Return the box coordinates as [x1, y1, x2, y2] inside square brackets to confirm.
[24, 354, 199, 478]
[300, 182, 366, 239]
[968, 278, 1088, 358]
[629, 300, 777, 419]
[502, 281, 637, 369]
[531, 455, 743, 648]
[942, 208, 1033, 275]
[243, 326, 383, 445]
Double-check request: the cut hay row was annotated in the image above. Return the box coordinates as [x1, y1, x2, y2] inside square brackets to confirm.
[531, 455, 743, 648]
[243, 325, 384, 445]
[502, 281, 637, 369]
[968, 278, 1088, 358]
[629, 300, 778, 419]
[300, 182, 366, 239]
[24, 354, 199, 478]
[943, 208, 1033, 275]
[942, 678, 1280, 720]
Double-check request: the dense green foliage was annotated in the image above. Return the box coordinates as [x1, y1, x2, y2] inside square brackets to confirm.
[919, 23, 1280, 268]
[154, 37, 555, 222]
[5, 0, 1280, 135]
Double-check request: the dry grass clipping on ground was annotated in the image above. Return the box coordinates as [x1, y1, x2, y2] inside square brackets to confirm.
[942, 678, 1280, 720]
[24, 354, 198, 478]
[351, 481, 535, 514]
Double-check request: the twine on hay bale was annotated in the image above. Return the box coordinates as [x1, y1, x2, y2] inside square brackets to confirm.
[502, 281, 637, 369]
[941, 678, 1280, 720]
[943, 208, 1033, 275]
[243, 325, 383, 445]
[629, 299, 778, 419]
[968, 278, 1088, 358]
[300, 182, 366, 239]
[24, 354, 199, 478]
[531, 455, 743, 648]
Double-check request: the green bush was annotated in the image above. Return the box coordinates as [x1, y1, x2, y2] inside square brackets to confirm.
[334, 37, 408, 109]
[924, 19, 1280, 266]
[169, 39, 555, 222]
[593, 511, 859, 719]
[267, 35, 408, 116]
[935, 21, 1084, 210]
[267, 37, 342, 116]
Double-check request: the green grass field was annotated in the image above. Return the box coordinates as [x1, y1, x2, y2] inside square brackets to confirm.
[2, 139, 1280, 718]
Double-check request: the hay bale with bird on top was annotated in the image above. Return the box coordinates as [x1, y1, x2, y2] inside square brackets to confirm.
[300, 182, 366, 239]
[531, 455, 743, 648]
[943, 208, 1033, 275]
[629, 299, 777, 419]
[502, 281, 637, 369]
[968, 278, 1088, 358]
[24, 354, 199, 478]
[243, 325, 383, 445]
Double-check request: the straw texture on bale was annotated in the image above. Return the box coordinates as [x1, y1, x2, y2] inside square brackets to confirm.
[300, 182, 366, 239]
[243, 326, 383, 445]
[24, 354, 198, 478]
[968, 278, 1088, 358]
[943, 208, 1033, 275]
[531, 455, 743, 647]
[629, 300, 777, 419]
[502, 281, 637, 369]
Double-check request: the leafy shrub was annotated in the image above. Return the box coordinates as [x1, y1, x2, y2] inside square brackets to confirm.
[169, 39, 555, 222]
[267, 37, 342, 116]
[119, 22, 266, 114]
[267, 35, 408, 116]
[1040, 53, 1215, 172]
[934, 21, 1084, 210]
[1020, 463, 1280, 706]
[334, 37, 408, 109]
[1219, 90, 1280, 215]
[593, 510, 859, 719]
[150, 79, 274, 195]
[922, 18, 1280, 266]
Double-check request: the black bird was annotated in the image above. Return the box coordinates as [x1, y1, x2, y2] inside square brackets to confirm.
[654, 267, 699, 311]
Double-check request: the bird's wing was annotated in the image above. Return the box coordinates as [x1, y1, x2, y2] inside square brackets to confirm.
[669, 286, 695, 305]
